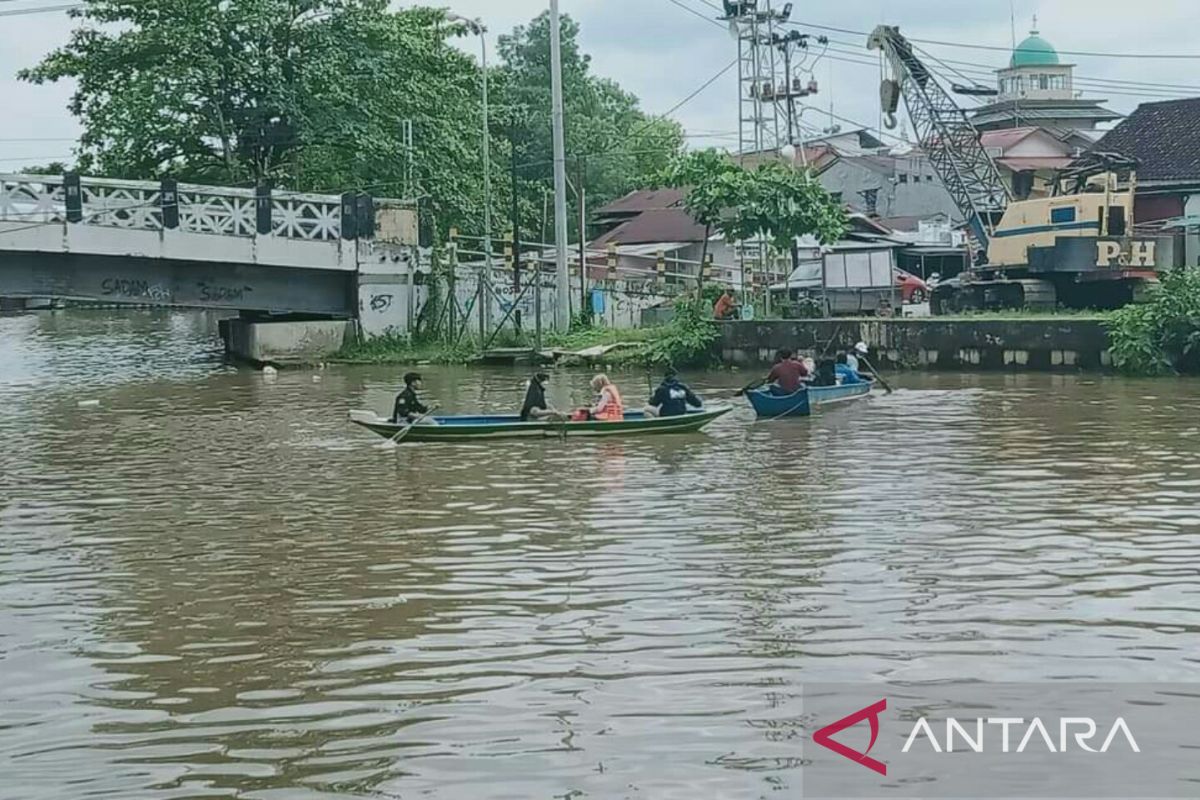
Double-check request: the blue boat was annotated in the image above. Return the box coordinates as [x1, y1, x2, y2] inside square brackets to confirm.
[745, 380, 874, 418]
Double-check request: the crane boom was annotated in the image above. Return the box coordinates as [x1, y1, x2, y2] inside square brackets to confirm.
[867, 25, 1011, 256]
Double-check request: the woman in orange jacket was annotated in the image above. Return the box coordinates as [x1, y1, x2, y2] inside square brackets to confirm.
[587, 373, 625, 422]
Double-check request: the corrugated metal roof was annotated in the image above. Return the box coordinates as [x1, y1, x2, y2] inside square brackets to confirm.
[1094, 98, 1200, 183]
[594, 188, 686, 216]
[589, 208, 709, 248]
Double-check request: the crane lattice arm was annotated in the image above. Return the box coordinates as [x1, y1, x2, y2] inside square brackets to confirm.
[867, 25, 1011, 255]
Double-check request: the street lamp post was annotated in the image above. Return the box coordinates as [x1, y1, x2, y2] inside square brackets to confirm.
[448, 13, 492, 338]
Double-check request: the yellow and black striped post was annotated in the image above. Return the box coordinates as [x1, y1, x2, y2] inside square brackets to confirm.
[606, 242, 618, 281]
[656, 250, 666, 285]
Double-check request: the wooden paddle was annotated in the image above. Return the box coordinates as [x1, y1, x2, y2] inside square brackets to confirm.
[858, 355, 893, 395]
[389, 404, 440, 444]
[734, 378, 766, 397]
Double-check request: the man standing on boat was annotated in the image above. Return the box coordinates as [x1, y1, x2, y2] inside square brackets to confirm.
[847, 342, 869, 375]
[645, 367, 703, 417]
[392, 372, 430, 423]
[520, 372, 566, 421]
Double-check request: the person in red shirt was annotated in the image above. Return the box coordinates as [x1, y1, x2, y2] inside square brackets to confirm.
[765, 349, 809, 395]
[713, 288, 739, 320]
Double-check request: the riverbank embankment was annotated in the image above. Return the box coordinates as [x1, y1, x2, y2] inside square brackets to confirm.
[718, 315, 1113, 370]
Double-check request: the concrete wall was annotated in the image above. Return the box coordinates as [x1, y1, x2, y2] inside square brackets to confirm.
[817, 158, 961, 221]
[718, 317, 1113, 371]
[221, 318, 354, 365]
[0, 250, 356, 316]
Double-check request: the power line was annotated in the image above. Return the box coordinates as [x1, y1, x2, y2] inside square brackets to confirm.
[0, 3, 81, 16]
[815, 37, 1200, 97]
[784, 17, 1200, 61]
[665, 1, 1200, 105]
[663, 0, 724, 29]
[816, 43, 1199, 100]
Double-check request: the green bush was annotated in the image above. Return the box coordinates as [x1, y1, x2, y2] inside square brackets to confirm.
[643, 296, 719, 367]
[1108, 268, 1200, 374]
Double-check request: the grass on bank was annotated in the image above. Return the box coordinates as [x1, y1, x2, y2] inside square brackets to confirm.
[334, 298, 719, 368]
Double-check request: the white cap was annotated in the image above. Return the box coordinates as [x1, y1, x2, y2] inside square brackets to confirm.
[854, 342, 869, 355]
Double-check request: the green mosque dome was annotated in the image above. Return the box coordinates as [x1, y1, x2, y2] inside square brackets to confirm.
[1011, 30, 1059, 68]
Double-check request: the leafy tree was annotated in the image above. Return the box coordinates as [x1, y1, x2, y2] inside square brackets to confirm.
[20, 161, 72, 175]
[495, 12, 683, 239]
[21, 3, 681, 240]
[660, 149, 847, 256]
[21, 1, 489, 231]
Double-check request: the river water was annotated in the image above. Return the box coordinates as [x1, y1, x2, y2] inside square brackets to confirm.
[2, 309, 1199, 799]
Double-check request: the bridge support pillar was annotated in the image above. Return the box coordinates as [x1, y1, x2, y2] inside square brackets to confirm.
[356, 241, 419, 338]
[220, 317, 354, 366]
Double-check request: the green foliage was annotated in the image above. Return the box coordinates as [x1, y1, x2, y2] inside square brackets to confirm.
[1108, 268, 1200, 375]
[496, 12, 683, 239]
[20, 161, 72, 175]
[642, 296, 719, 367]
[335, 332, 478, 365]
[21, 4, 679, 238]
[658, 149, 847, 249]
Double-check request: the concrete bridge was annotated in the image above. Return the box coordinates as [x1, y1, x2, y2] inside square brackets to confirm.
[0, 173, 419, 356]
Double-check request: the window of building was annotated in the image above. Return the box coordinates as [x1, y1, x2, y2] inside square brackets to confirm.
[1039, 74, 1049, 90]
[1050, 206, 1076, 224]
[830, 192, 843, 204]
[898, 173, 909, 184]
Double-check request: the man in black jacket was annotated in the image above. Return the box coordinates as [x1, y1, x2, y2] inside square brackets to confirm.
[645, 367, 703, 417]
[392, 372, 430, 423]
[520, 372, 564, 421]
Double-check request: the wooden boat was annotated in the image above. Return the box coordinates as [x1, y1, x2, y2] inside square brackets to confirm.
[745, 380, 873, 418]
[348, 405, 732, 442]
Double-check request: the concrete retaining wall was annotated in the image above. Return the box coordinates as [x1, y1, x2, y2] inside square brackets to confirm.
[717, 317, 1113, 370]
[221, 318, 354, 365]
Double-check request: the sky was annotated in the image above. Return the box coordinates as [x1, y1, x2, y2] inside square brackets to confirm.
[3, 0, 1200, 172]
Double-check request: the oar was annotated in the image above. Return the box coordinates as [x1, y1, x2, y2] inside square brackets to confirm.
[734, 378, 766, 397]
[386, 404, 440, 446]
[858, 356, 893, 395]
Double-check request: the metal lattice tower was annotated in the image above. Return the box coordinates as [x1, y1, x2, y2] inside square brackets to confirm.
[869, 25, 1011, 251]
[721, 1, 791, 159]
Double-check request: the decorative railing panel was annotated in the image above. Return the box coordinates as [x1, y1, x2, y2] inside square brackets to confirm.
[0, 174, 346, 242]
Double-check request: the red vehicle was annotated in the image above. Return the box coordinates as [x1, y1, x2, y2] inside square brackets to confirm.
[896, 269, 930, 304]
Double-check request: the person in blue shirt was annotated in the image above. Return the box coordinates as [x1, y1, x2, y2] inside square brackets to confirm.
[834, 352, 863, 385]
[645, 367, 703, 417]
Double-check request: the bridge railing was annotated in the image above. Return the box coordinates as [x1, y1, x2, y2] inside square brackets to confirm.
[0, 173, 347, 242]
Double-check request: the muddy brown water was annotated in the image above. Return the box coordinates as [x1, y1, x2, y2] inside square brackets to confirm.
[2, 309, 1199, 798]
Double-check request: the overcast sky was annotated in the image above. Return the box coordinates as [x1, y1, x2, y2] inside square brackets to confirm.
[3, 0, 1199, 172]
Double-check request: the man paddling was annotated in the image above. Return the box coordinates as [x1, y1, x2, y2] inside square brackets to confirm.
[645, 367, 703, 417]
[765, 349, 809, 395]
[392, 372, 431, 423]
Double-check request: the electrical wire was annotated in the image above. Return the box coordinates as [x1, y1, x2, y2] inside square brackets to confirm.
[0, 3, 81, 16]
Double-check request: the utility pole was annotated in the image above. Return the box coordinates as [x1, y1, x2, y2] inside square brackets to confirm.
[511, 143, 522, 334]
[549, 0, 571, 331]
[578, 157, 588, 321]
